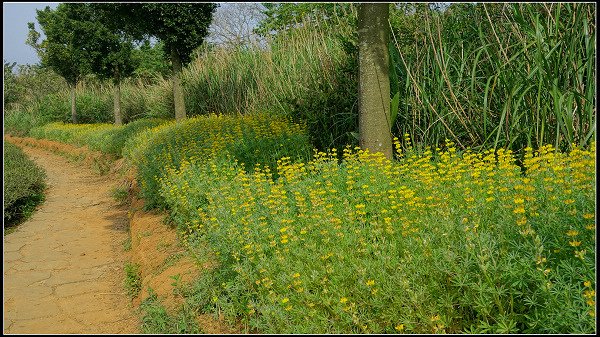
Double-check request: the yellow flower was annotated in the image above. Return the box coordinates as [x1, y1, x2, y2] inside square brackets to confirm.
[340, 297, 348, 304]
[395, 324, 404, 331]
[574, 249, 586, 259]
[564, 199, 575, 205]
[281, 297, 289, 304]
[584, 280, 592, 288]
[569, 240, 582, 247]
[583, 213, 595, 219]
[366, 279, 375, 286]
[566, 229, 579, 237]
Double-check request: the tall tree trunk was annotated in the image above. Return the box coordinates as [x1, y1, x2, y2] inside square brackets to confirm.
[358, 3, 392, 159]
[70, 84, 77, 124]
[113, 81, 123, 126]
[171, 46, 186, 121]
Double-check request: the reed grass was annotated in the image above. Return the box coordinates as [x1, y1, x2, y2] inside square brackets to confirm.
[392, 3, 595, 154]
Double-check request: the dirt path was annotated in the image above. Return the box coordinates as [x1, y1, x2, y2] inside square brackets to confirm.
[3, 143, 138, 334]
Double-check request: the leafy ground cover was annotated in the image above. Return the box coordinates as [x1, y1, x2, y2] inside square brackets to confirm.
[122, 113, 311, 209]
[29, 118, 167, 156]
[161, 136, 596, 334]
[3, 142, 46, 228]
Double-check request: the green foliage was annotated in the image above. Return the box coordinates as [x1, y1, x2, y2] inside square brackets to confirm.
[122, 113, 311, 209]
[3, 142, 46, 226]
[98, 3, 218, 67]
[255, 3, 356, 36]
[64, 3, 138, 85]
[21, 81, 166, 127]
[140, 289, 202, 334]
[123, 262, 141, 298]
[132, 3, 218, 66]
[390, 2, 596, 154]
[14, 3, 595, 156]
[162, 140, 596, 334]
[3, 110, 49, 137]
[29, 118, 167, 156]
[2, 63, 68, 114]
[28, 5, 90, 86]
[131, 40, 171, 82]
[3, 61, 18, 107]
[184, 24, 357, 152]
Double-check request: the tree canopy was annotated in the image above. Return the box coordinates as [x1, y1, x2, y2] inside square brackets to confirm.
[92, 3, 218, 120]
[27, 5, 90, 87]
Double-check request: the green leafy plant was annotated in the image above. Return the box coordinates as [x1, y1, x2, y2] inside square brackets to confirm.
[124, 262, 142, 298]
[140, 288, 202, 334]
[161, 138, 595, 334]
[3, 142, 46, 227]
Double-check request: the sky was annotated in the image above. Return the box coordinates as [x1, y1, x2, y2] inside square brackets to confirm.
[3, 2, 58, 66]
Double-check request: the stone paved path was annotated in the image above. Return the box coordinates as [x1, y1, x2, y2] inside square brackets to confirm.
[3, 142, 138, 334]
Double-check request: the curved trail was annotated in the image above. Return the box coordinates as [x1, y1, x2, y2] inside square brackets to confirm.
[3, 143, 138, 334]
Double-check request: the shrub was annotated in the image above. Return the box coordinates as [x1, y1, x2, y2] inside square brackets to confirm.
[3, 142, 46, 225]
[123, 113, 311, 209]
[3, 110, 51, 137]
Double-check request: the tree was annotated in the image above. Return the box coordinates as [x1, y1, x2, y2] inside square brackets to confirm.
[99, 3, 218, 121]
[28, 5, 91, 123]
[3, 61, 18, 108]
[255, 3, 356, 37]
[131, 40, 171, 82]
[69, 3, 138, 126]
[357, 3, 393, 159]
[207, 3, 266, 48]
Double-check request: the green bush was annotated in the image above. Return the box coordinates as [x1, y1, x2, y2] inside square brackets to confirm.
[123, 113, 311, 209]
[3, 110, 51, 137]
[3, 142, 46, 226]
[74, 93, 113, 124]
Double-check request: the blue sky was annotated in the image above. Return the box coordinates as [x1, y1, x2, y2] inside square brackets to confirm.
[3, 2, 59, 65]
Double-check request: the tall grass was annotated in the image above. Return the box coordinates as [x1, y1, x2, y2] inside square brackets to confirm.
[184, 24, 349, 116]
[392, 3, 596, 154]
